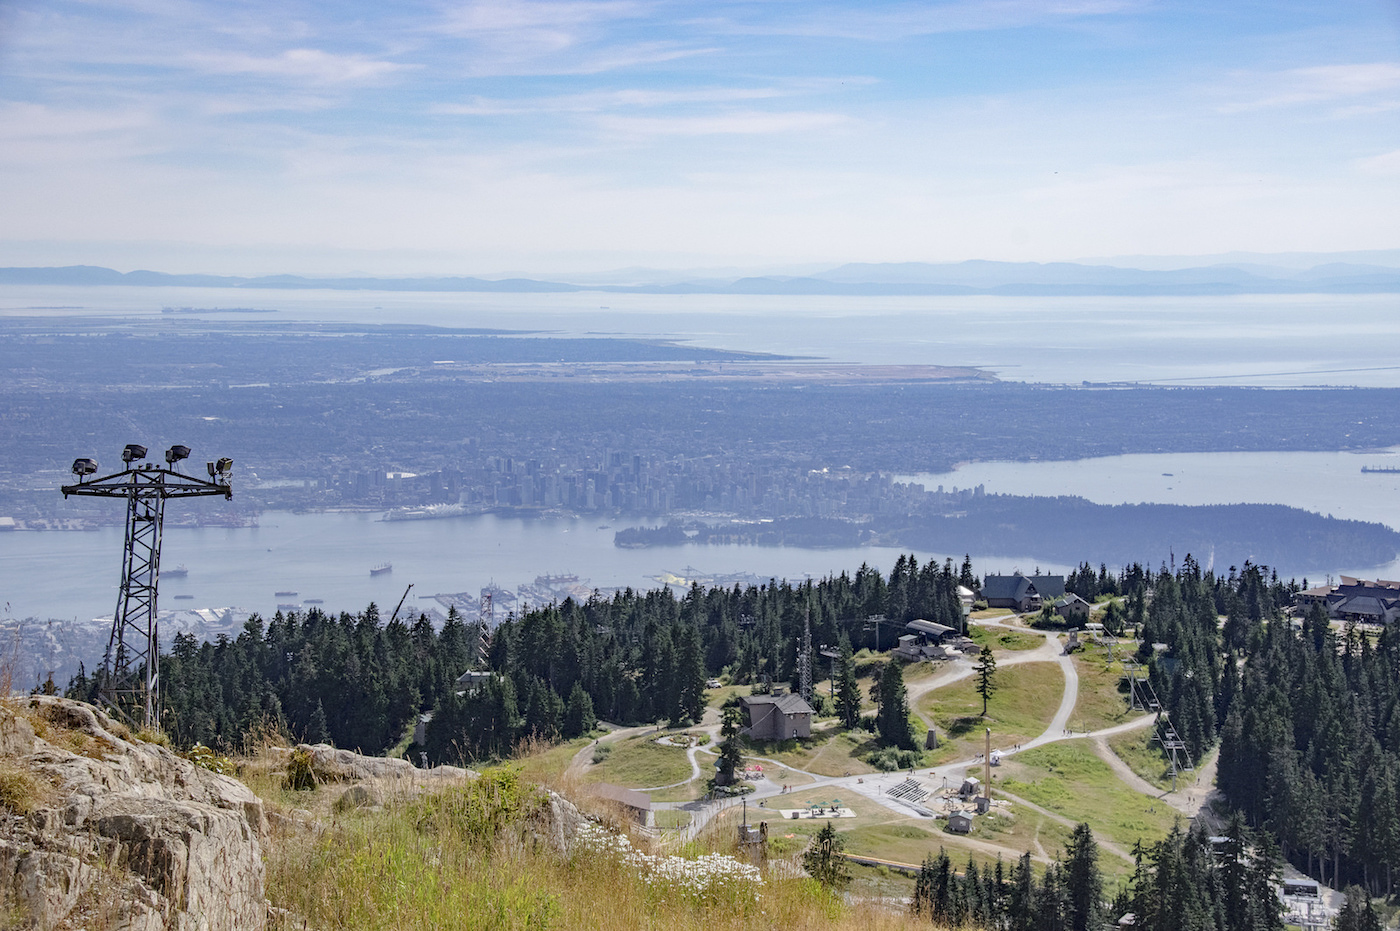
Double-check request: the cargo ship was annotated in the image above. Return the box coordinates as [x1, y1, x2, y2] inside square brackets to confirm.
[164, 565, 189, 578]
[371, 563, 393, 576]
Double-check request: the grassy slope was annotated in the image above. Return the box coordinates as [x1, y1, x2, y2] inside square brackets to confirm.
[1067, 643, 1138, 733]
[967, 626, 1043, 651]
[580, 735, 694, 789]
[918, 662, 1064, 765]
[998, 744, 1178, 852]
[1106, 731, 1174, 791]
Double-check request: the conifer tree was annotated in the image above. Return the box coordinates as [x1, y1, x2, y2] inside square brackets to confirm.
[835, 634, 862, 729]
[876, 660, 915, 750]
[716, 705, 744, 785]
[802, 821, 851, 888]
[563, 682, 595, 738]
[1063, 823, 1104, 931]
[975, 644, 998, 716]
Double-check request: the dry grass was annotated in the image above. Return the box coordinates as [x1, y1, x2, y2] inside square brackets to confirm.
[997, 744, 1176, 853]
[742, 729, 880, 779]
[255, 768, 973, 931]
[0, 761, 42, 815]
[918, 663, 1064, 765]
[1067, 646, 1137, 733]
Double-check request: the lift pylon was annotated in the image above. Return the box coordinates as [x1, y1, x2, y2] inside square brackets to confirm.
[61, 445, 232, 730]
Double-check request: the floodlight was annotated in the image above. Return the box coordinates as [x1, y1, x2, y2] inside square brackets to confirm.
[71, 458, 98, 479]
[165, 445, 191, 464]
[122, 444, 148, 463]
[215, 457, 233, 475]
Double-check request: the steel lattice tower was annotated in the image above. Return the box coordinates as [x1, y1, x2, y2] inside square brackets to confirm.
[61, 445, 232, 730]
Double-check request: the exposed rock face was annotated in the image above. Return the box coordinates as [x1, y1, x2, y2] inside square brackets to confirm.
[0, 697, 267, 930]
[289, 742, 473, 783]
[534, 790, 588, 855]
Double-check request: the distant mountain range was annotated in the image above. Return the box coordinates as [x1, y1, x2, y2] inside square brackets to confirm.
[4, 259, 1400, 296]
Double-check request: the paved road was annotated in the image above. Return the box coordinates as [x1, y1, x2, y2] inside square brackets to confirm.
[648, 618, 1169, 852]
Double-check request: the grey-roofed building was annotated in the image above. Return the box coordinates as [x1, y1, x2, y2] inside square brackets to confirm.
[895, 619, 961, 661]
[585, 783, 654, 826]
[907, 618, 956, 639]
[982, 573, 1066, 613]
[740, 692, 814, 740]
[1296, 576, 1400, 625]
[1054, 593, 1092, 622]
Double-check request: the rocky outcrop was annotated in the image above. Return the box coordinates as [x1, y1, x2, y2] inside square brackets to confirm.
[284, 742, 473, 783]
[0, 697, 267, 930]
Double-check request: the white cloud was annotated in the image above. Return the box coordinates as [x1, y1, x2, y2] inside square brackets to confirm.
[0, 102, 154, 141]
[183, 48, 413, 85]
[702, 0, 1143, 41]
[1355, 148, 1400, 177]
[431, 80, 868, 115]
[436, 0, 651, 34]
[1218, 62, 1400, 113]
[596, 110, 850, 136]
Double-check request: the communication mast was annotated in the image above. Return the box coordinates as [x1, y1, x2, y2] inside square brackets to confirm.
[477, 590, 494, 667]
[61, 445, 233, 730]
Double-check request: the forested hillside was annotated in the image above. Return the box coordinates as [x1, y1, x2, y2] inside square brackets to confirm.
[68, 555, 974, 757]
[66, 551, 1394, 904]
[1218, 604, 1400, 897]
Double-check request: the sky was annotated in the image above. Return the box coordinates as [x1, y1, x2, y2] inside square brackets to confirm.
[0, 0, 1398, 276]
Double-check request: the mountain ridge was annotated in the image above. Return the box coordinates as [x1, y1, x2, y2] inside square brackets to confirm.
[4, 259, 1400, 296]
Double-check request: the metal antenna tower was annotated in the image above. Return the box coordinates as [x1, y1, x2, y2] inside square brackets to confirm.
[477, 590, 494, 667]
[61, 445, 232, 730]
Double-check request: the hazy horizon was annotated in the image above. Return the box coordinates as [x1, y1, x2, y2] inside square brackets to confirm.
[2, 1, 1398, 276]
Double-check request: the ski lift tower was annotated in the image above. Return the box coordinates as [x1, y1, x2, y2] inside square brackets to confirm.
[61, 444, 233, 730]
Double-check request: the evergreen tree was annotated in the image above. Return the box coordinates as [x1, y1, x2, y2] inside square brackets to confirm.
[802, 821, 851, 888]
[835, 635, 862, 729]
[307, 699, 329, 744]
[1063, 823, 1104, 931]
[975, 644, 998, 716]
[675, 623, 707, 724]
[716, 705, 744, 785]
[563, 681, 596, 738]
[1334, 886, 1382, 931]
[876, 660, 915, 750]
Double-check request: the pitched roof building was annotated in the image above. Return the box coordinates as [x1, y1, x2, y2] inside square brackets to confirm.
[982, 574, 1065, 613]
[739, 692, 814, 741]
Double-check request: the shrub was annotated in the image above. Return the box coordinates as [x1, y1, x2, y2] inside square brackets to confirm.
[411, 765, 544, 849]
[284, 746, 316, 790]
[867, 746, 923, 772]
[183, 743, 236, 776]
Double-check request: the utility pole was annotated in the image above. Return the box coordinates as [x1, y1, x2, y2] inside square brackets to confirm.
[61, 445, 233, 730]
[799, 611, 813, 704]
[819, 644, 841, 699]
[864, 614, 888, 652]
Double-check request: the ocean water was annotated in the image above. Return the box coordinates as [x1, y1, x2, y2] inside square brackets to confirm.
[0, 510, 1061, 624]
[2, 285, 1399, 386]
[3, 285, 1400, 623]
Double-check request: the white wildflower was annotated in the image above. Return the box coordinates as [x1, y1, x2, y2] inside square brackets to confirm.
[570, 822, 763, 904]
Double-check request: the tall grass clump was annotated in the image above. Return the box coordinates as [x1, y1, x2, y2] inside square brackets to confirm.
[261, 764, 964, 931]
